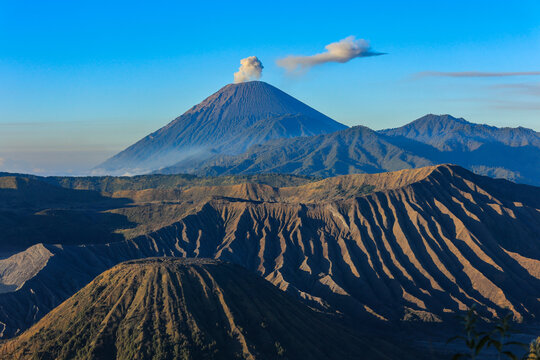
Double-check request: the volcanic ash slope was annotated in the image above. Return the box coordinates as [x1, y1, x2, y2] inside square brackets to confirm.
[0, 258, 412, 360]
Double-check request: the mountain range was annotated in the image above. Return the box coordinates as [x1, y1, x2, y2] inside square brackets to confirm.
[1, 164, 539, 343]
[94, 81, 540, 186]
[178, 125, 433, 177]
[380, 114, 540, 151]
[379, 114, 540, 184]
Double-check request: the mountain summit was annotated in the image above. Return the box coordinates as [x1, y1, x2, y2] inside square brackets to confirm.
[95, 81, 347, 175]
[380, 114, 540, 151]
[379, 114, 540, 184]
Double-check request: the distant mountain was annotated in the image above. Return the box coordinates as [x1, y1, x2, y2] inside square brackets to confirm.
[154, 114, 540, 185]
[379, 114, 540, 184]
[95, 81, 347, 175]
[0, 258, 413, 360]
[1, 165, 539, 339]
[163, 125, 434, 176]
[380, 114, 540, 151]
[95, 84, 539, 185]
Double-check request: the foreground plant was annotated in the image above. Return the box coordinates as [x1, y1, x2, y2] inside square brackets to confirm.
[448, 306, 533, 360]
[526, 338, 540, 360]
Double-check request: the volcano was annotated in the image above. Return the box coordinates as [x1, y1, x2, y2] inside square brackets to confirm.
[95, 81, 347, 175]
[0, 258, 415, 360]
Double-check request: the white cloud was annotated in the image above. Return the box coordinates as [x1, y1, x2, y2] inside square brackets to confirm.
[277, 36, 384, 74]
[414, 71, 540, 78]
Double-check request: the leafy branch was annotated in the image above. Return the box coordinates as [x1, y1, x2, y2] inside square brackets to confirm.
[448, 306, 533, 360]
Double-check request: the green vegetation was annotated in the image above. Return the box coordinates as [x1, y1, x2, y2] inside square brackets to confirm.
[43, 173, 318, 193]
[448, 306, 538, 360]
[0, 171, 318, 193]
[527, 338, 540, 360]
[332, 183, 376, 197]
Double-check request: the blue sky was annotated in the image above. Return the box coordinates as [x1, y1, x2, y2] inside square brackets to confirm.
[1, 0, 539, 175]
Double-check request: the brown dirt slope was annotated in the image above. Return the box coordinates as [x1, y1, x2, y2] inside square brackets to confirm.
[0, 258, 411, 360]
[123, 164, 540, 322]
[0, 164, 539, 338]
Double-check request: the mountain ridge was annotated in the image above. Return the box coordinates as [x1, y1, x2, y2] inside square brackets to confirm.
[379, 113, 540, 151]
[94, 81, 539, 186]
[162, 125, 434, 176]
[154, 114, 540, 185]
[1, 164, 539, 338]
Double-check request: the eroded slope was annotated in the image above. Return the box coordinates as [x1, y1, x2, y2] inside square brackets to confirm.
[0, 258, 410, 360]
[0, 165, 539, 338]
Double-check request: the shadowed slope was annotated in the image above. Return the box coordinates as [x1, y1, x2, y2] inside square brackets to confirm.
[182, 125, 433, 177]
[0, 258, 410, 360]
[0, 176, 107, 206]
[153, 114, 540, 185]
[380, 114, 540, 151]
[0, 165, 539, 338]
[379, 114, 540, 185]
[0, 176, 134, 251]
[0, 173, 317, 252]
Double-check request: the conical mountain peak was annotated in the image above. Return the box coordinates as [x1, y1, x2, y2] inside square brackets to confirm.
[95, 82, 346, 175]
[181, 80, 335, 124]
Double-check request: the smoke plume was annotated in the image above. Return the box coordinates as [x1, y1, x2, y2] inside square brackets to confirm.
[277, 36, 384, 74]
[234, 56, 264, 83]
